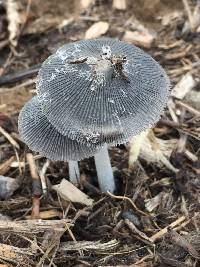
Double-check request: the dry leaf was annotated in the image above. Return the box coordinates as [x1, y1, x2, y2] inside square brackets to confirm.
[52, 179, 93, 206]
[85, 21, 109, 39]
[112, 0, 127, 10]
[6, 0, 21, 46]
[171, 73, 196, 100]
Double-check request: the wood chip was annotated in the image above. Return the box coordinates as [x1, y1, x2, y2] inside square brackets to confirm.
[5, 0, 21, 46]
[0, 219, 72, 234]
[112, 0, 127, 10]
[81, 0, 94, 9]
[171, 73, 196, 99]
[123, 30, 155, 48]
[85, 21, 109, 39]
[145, 192, 163, 212]
[52, 179, 93, 206]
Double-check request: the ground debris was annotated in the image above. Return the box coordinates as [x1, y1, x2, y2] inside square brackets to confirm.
[0, 0, 200, 266]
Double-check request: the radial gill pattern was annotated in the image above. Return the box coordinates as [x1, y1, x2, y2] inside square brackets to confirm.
[18, 97, 100, 161]
[36, 38, 170, 146]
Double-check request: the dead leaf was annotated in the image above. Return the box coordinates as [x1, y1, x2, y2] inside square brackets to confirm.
[85, 21, 109, 39]
[52, 179, 93, 206]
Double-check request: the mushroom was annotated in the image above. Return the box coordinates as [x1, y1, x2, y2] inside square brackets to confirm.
[18, 97, 99, 183]
[19, 38, 170, 193]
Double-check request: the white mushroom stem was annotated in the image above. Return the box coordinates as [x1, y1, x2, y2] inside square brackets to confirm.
[94, 143, 115, 193]
[68, 161, 80, 184]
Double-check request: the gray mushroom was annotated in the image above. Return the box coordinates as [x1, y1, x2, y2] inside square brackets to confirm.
[19, 38, 170, 194]
[36, 38, 170, 146]
[18, 97, 99, 183]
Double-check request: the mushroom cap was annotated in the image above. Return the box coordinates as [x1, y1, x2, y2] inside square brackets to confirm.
[18, 97, 100, 161]
[36, 38, 170, 145]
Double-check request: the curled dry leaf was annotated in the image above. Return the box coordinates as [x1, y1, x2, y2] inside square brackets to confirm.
[171, 73, 196, 100]
[85, 21, 109, 39]
[6, 0, 21, 46]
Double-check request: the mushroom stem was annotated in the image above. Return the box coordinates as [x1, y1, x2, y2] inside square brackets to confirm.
[68, 161, 80, 184]
[94, 143, 115, 193]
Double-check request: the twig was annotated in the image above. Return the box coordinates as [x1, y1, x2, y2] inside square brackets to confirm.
[39, 159, 50, 195]
[0, 125, 19, 149]
[124, 219, 153, 246]
[0, 65, 40, 86]
[182, 0, 196, 32]
[26, 153, 42, 219]
[107, 191, 149, 216]
[149, 216, 186, 242]
[0, 219, 72, 233]
[176, 100, 200, 117]
[0, 156, 15, 175]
